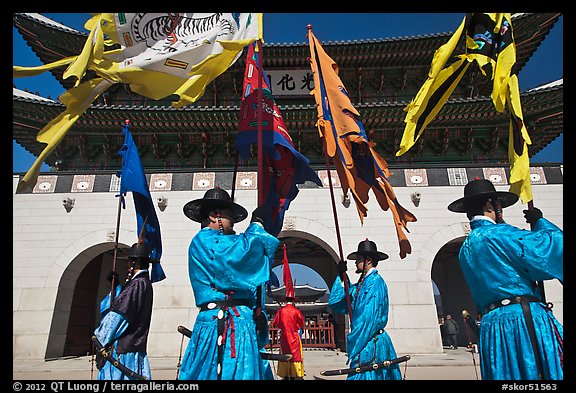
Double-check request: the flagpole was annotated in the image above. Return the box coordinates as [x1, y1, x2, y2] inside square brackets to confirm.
[231, 151, 239, 201]
[254, 38, 266, 331]
[110, 192, 123, 303]
[109, 119, 133, 302]
[321, 139, 354, 321]
[526, 200, 546, 303]
[256, 39, 264, 206]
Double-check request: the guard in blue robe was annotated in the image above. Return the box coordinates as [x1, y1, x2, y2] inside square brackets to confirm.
[328, 239, 402, 380]
[178, 187, 279, 380]
[94, 243, 161, 380]
[448, 179, 563, 380]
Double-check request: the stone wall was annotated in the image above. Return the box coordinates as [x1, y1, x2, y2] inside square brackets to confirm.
[12, 165, 563, 359]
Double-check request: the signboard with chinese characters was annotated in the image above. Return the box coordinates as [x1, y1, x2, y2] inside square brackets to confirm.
[267, 70, 315, 96]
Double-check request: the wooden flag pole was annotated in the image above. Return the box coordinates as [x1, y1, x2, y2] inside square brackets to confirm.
[254, 38, 266, 328]
[231, 151, 239, 201]
[256, 39, 264, 206]
[109, 120, 138, 303]
[110, 187, 123, 303]
[526, 199, 546, 303]
[322, 140, 354, 321]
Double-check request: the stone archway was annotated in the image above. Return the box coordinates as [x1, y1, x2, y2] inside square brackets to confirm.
[274, 230, 350, 350]
[430, 237, 478, 348]
[275, 230, 340, 288]
[44, 229, 134, 359]
[411, 223, 472, 352]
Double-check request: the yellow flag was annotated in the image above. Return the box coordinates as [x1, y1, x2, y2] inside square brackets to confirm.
[507, 75, 533, 203]
[17, 78, 113, 192]
[14, 13, 262, 191]
[396, 13, 533, 203]
[397, 57, 470, 156]
[396, 15, 468, 156]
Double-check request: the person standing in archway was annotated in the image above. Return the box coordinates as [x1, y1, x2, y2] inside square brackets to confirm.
[461, 309, 480, 346]
[328, 239, 402, 380]
[272, 295, 305, 380]
[272, 245, 306, 379]
[442, 314, 459, 349]
[448, 178, 563, 380]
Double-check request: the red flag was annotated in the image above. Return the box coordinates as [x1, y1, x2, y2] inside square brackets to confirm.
[282, 244, 295, 299]
[236, 42, 321, 236]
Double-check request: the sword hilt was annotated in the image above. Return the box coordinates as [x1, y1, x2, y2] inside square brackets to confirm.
[177, 325, 192, 338]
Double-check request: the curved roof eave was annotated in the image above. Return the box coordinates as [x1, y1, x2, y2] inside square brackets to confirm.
[12, 78, 563, 112]
[17, 12, 87, 35]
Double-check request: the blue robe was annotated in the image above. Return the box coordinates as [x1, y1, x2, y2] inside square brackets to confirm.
[328, 268, 402, 380]
[99, 284, 122, 316]
[178, 222, 280, 380]
[94, 270, 152, 380]
[459, 217, 563, 380]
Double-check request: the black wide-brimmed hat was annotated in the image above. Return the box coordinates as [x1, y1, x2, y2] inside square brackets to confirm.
[447, 178, 519, 213]
[183, 187, 248, 223]
[347, 239, 389, 263]
[119, 243, 153, 261]
[128, 242, 150, 259]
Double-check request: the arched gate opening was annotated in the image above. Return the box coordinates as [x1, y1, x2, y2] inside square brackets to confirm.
[431, 237, 480, 348]
[46, 244, 130, 359]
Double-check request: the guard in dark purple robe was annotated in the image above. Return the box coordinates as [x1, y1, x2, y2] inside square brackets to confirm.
[94, 243, 158, 380]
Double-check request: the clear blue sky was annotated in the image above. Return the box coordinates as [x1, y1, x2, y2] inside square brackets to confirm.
[13, 13, 563, 174]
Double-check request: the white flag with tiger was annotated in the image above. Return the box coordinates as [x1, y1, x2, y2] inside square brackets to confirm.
[13, 13, 261, 192]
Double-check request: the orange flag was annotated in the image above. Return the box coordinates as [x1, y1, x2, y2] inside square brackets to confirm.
[307, 27, 416, 259]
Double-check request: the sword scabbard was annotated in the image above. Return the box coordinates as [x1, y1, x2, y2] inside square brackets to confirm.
[321, 354, 410, 376]
[91, 335, 148, 380]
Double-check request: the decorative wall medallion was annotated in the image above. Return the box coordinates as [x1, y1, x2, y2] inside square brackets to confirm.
[109, 174, 121, 192]
[236, 172, 257, 189]
[150, 173, 173, 191]
[529, 167, 547, 184]
[192, 172, 215, 190]
[482, 167, 507, 185]
[447, 168, 468, 186]
[283, 217, 296, 231]
[317, 170, 341, 188]
[71, 174, 95, 192]
[32, 175, 57, 193]
[404, 169, 428, 187]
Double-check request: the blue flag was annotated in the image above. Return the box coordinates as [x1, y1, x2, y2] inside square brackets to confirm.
[119, 122, 166, 283]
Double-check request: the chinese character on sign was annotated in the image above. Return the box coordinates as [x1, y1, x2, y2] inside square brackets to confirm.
[301, 72, 314, 91]
[277, 74, 296, 91]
